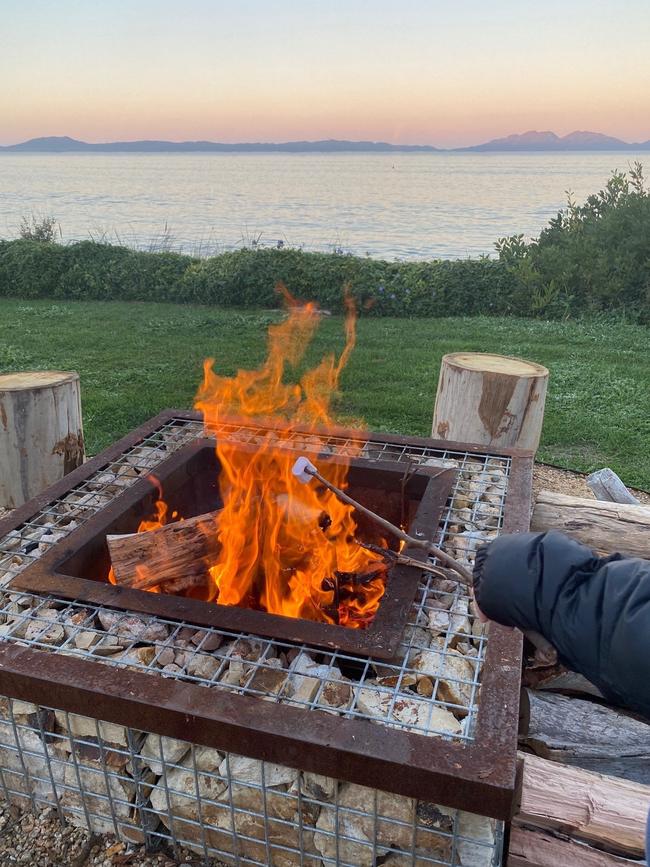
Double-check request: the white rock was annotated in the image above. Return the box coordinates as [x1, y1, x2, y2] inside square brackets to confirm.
[98, 611, 169, 643]
[220, 753, 297, 788]
[190, 629, 222, 651]
[220, 654, 245, 686]
[61, 749, 142, 841]
[185, 652, 221, 681]
[74, 630, 101, 650]
[427, 607, 450, 634]
[54, 710, 130, 747]
[150, 749, 227, 815]
[448, 596, 472, 645]
[0, 720, 66, 804]
[457, 811, 496, 866]
[141, 733, 190, 775]
[411, 642, 476, 712]
[356, 686, 462, 736]
[283, 652, 337, 706]
[25, 609, 65, 645]
[314, 782, 416, 865]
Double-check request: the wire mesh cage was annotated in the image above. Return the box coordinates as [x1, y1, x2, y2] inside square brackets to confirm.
[0, 697, 502, 866]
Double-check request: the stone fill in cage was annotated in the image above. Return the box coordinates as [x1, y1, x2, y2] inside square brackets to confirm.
[0, 411, 531, 866]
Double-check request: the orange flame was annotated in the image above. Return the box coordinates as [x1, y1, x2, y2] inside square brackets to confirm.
[193, 288, 386, 627]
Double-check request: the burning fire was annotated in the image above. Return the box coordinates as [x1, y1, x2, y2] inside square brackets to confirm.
[195, 289, 386, 627]
[116, 290, 387, 627]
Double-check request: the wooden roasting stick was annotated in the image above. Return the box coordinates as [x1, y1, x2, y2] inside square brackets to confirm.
[106, 509, 221, 591]
[291, 456, 556, 662]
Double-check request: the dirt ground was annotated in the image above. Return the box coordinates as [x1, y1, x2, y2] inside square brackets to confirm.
[0, 462, 648, 865]
[532, 463, 650, 503]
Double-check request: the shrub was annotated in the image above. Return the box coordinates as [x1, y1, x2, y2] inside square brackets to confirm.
[19, 215, 60, 243]
[496, 163, 650, 322]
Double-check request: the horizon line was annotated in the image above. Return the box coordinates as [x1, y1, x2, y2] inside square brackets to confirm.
[2, 129, 650, 152]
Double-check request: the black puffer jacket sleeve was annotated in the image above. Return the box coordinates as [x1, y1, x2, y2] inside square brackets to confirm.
[473, 530, 650, 718]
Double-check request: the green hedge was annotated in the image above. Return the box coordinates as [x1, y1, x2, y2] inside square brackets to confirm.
[0, 239, 529, 317]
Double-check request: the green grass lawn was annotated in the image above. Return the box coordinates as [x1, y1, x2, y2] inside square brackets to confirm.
[1, 299, 649, 489]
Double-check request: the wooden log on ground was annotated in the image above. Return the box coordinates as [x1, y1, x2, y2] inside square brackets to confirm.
[508, 824, 642, 866]
[107, 509, 221, 591]
[586, 468, 640, 505]
[531, 490, 650, 558]
[516, 752, 650, 858]
[0, 371, 84, 509]
[521, 690, 650, 784]
[432, 353, 549, 451]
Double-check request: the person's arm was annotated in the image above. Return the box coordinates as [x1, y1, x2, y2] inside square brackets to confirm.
[473, 530, 650, 719]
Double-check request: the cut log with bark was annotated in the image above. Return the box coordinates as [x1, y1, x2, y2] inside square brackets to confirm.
[586, 468, 640, 505]
[521, 690, 650, 784]
[508, 824, 642, 867]
[107, 509, 221, 592]
[0, 370, 84, 509]
[531, 490, 650, 558]
[432, 352, 549, 451]
[516, 752, 650, 858]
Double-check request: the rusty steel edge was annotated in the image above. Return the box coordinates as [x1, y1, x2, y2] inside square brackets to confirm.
[0, 410, 531, 819]
[0, 641, 515, 819]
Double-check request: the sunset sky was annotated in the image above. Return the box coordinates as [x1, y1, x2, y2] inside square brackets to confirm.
[2, 0, 649, 147]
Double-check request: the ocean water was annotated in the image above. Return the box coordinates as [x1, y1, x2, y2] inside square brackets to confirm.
[0, 151, 646, 259]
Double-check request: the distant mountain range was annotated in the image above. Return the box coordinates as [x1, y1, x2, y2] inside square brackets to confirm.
[2, 131, 650, 153]
[465, 130, 650, 151]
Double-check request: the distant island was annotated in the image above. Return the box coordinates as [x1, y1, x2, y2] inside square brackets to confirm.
[2, 131, 650, 153]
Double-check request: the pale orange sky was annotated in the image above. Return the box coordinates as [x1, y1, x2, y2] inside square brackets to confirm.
[2, 0, 649, 147]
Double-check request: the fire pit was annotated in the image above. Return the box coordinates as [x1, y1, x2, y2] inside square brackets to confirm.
[12, 432, 456, 659]
[0, 412, 530, 866]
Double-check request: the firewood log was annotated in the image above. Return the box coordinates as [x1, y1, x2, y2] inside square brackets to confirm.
[106, 509, 221, 591]
[586, 468, 640, 505]
[508, 823, 641, 866]
[515, 752, 650, 858]
[521, 690, 650, 784]
[531, 490, 650, 558]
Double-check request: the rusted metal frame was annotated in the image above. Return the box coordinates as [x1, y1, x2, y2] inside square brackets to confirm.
[0, 640, 515, 819]
[9, 441, 456, 659]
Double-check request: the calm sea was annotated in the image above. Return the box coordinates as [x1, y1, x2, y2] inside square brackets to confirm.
[0, 151, 645, 259]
